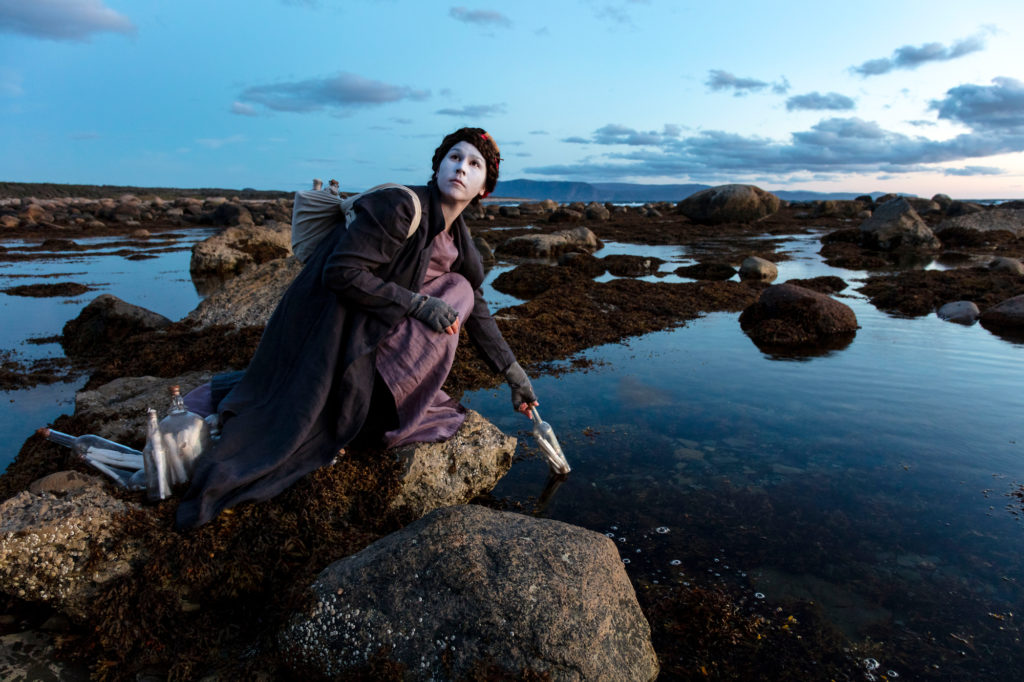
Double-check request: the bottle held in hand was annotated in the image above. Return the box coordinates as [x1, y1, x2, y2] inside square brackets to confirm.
[530, 407, 570, 475]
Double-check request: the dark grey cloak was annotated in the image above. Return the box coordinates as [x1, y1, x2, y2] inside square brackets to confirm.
[175, 182, 515, 528]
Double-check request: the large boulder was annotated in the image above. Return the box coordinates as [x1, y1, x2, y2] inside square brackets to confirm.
[189, 224, 292, 277]
[677, 184, 780, 225]
[936, 208, 1024, 238]
[0, 476, 144, 621]
[739, 283, 858, 345]
[859, 198, 941, 250]
[61, 294, 172, 359]
[186, 257, 302, 329]
[279, 504, 659, 681]
[387, 410, 516, 519]
[980, 294, 1024, 330]
[988, 256, 1024, 275]
[496, 226, 602, 259]
[739, 256, 778, 281]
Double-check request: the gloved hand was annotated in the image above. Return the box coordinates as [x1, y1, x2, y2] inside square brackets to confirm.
[408, 294, 458, 333]
[504, 361, 538, 416]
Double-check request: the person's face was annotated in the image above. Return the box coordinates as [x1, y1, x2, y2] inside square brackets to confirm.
[436, 141, 487, 204]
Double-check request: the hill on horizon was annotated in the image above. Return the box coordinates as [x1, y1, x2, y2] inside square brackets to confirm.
[493, 179, 891, 203]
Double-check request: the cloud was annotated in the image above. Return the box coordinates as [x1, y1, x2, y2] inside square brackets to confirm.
[931, 77, 1024, 133]
[706, 70, 789, 96]
[563, 136, 590, 144]
[449, 7, 512, 28]
[851, 31, 987, 76]
[530, 130, 549, 135]
[435, 103, 506, 117]
[944, 165, 1003, 176]
[0, 67, 22, 96]
[0, 0, 135, 41]
[565, 123, 687, 147]
[786, 91, 856, 112]
[230, 101, 259, 117]
[196, 135, 246, 149]
[238, 72, 429, 113]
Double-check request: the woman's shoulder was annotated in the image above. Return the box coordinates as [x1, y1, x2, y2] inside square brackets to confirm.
[352, 185, 426, 227]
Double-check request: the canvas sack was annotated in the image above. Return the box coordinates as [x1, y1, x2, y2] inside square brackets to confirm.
[291, 183, 422, 264]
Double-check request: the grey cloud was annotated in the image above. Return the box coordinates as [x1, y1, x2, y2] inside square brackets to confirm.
[0, 0, 136, 41]
[786, 91, 855, 112]
[530, 130, 550, 135]
[706, 70, 788, 96]
[435, 103, 507, 117]
[230, 101, 259, 117]
[449, 7, 512, 28]
[944, 165, 1003, 176]
[563, 136, 590, 144]
[852, 32, 987, 76]
[239, 72, 429, 113]
[931, 77, 1024, 133]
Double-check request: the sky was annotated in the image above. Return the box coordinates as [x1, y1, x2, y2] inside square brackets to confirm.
[2, 0, 1024, 199]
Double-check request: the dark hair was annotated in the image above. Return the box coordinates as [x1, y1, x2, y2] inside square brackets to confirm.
[431, 127, 501, 201]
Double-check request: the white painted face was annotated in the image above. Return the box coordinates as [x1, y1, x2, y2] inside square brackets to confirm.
[436, 140, 488, 204]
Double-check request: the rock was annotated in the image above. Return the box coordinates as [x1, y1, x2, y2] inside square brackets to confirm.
[472, 236, 495, 265]
[0, 483, 144, 620]
[189, 224, 292, 277]
[739, 256, 778, 281]
[28, 470, 100, 496]
[61, 294, 173, 359]
[675, 262, 737, 280]
[784, 276, 848, 294]
[386, 411, 516, 519]
[492, 263, 587, 299]
[946, 200, 983, 217]
[739, 283, 858, 345]
[496, 226, 602, 259]
[73, 372, 213, 445]
[547, 208, 583, 224]
[0, 214, 19, 229]
[936, 208, 1024, 238]
[980, 294, 1024, 330]
[498, 205, 520, 218]
[931, 193, 953, 211]
[905, 197, 941, 215]
[539, 199, 558, 211]
[677, 184, 781, 225]
[813, 200, 866, 218]
[187, 257, 302, 329]
[602, 254, 664, 277]
[859, 198, 941, 250]
[0, 629, 90, 681]
[875, 193, 899, 205]
[517, 202, 546, 216]
[937, 301, 980, 324]
[988, 256, 1024, 275]
[279, 504, 659, 681]
[558, 251, 606, 277]
[131, 229, 150, 238]
[585, 202, 611, 221]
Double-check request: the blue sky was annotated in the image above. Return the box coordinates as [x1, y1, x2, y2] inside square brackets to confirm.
[2, 0, 1024, 198]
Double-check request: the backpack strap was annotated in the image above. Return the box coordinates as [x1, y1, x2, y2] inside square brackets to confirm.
[341, 183, 422, 239]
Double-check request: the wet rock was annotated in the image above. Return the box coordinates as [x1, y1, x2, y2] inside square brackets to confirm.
[739, 283, 858, 346]
[189, 224, 292, 277]
[675, 262, 737, 280]
[813, 199, 866, 218]
[859, 268, 1024, 317]
[73, 372, 213, 445]
[558, 251, 606, 277]
[980, 294, 1024, 330]
[677, 184, 781, 225]
[602, 254, 665, 277]
[547, 207, 584, 224]
[491, 263, 587, 299]
[936, 208, 1024, 238]
[739, 256, 778, 281]
[989, 256, 1024, 275]
[937, 301, 980, 324]
[931, 193, 953, 211]
[186, 257, 302, 329]
[279, 504, 658, 681]
[859, 198, 941, 250]
[386, 411, 516, 519]
[498, 205, 520, 218]
[496, 226, 602, 259]
[0, 629, 91, 681]
[586, 201, 611, 221]
[783, 276, 848, 294]
[1, 282, 93, 298]
[906, 197, 942, 215]
[0, 481, 144, 621]
[472, 236, 495, 265]
[946, 200, 984, 217]
[61, 294, 173, 359]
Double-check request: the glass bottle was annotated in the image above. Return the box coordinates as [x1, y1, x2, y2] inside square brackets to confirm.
[143, 408, 171, 501]
[36, 427, 144, 490]
[158, 384, 210, 483]
[530, 407, 571, 475]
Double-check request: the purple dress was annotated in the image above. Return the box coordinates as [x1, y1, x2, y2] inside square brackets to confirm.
[375, 227, 474, 447]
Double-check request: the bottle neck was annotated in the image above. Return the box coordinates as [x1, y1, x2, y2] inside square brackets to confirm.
[40, 428, 76, 449]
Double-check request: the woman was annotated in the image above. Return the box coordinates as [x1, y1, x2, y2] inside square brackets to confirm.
[175, 128, 536, 529]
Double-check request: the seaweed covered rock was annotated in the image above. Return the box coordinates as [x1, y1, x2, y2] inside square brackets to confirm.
[676, 184, 780, 225]
[675, 262, 737, 281]
[186, 256, 302, 330]
[279, 504, 659, 681]
[491, 263, 587, 299]
[189, 223, 292, 277]
[0, 476, 144, 620]
[496, 226, 602, 259]
[60, 294, 172, 359]
[739, 283, 858, 346]
[937, 208, 1024, 238]
[602, 254, 665, 277]
[859, 198, 941, 250]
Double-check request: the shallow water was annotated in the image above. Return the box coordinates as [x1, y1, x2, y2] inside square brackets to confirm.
[2, 227, 1023, 678]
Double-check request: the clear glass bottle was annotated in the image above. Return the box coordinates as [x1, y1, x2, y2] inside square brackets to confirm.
[530, 407, 570, 475]
[143, 408, 171, 501]
[36, 427, 144, 489]
[158, 384, 210, 483]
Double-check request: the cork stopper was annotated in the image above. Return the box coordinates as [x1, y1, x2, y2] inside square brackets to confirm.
[36, 427, 51, 438]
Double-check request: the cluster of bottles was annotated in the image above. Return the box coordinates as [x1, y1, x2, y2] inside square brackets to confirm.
[37, 385, 214, 501]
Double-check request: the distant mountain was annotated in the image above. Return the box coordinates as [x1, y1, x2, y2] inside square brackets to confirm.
[493, 179, 895, 204]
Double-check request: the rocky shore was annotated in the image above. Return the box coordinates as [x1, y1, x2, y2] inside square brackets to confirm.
[2, 184, 1024, 679]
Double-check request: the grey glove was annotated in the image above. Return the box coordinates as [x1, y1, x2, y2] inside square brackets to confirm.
[504, 361, 537, 412]
[408, 294, 458, 332]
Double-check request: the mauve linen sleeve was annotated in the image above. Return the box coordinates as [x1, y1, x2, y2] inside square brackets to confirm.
[321, 189, 419, 326]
